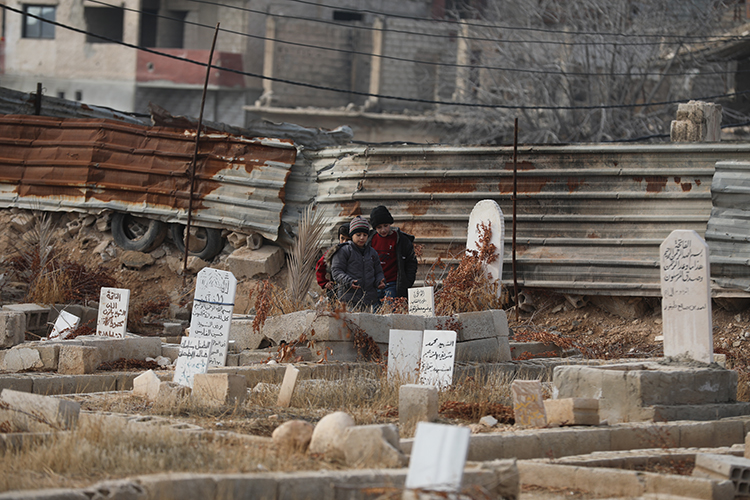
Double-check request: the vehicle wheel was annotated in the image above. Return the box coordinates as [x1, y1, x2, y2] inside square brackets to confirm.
[170, 224, 224, 260]
[111, 213, 167, 253]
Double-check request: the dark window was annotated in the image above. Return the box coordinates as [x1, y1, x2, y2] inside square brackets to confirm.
[75, 91, 82, 101]
[139, 9, 158, 47]
[84, 6, 124, 43]
[333, 10, 363, 21]
[22, 5, 55, 39]
[57, 91, 65, 99]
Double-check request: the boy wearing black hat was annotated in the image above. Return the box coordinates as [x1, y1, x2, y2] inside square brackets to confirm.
[316, 223, 351, 302]
[331, 216, 386, 310]
[368, 205, 418, 300]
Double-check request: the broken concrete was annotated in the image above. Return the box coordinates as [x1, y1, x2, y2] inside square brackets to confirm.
[0, 347, 43, 372]
[544, 398, 599, 426]
[339, 424, 407, 468]
[192, 373, 246, 406]
[0, 388, 80, 431]
[58, 345, 101, 375]
[399, 384, 438, 428]
[0, 310, 26, 348]
[225, 245, 285, 279]
[133, 370, 162, 401]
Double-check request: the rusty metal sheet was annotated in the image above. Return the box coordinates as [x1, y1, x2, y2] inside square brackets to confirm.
[0, 115, 296, 240]
[706, 161, 750, 292]
[305, 143, 750, 297]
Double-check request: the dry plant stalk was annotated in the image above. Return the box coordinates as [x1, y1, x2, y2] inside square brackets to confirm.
[429, 221, 506, 316]
[286, 204, 329, 310]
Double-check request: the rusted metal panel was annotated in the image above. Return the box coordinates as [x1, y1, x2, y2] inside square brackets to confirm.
[307, 144, 750, 297]
[0, 115, 296, 240]
[706, 161, 750, 292]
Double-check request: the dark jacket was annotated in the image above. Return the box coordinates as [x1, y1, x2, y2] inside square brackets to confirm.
[368, 227, 418, 297]
[316, 243, 345, 289]
[331, 242, 385, 308]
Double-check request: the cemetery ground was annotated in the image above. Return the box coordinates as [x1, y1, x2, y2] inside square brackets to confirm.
[2, 208, 750, 499]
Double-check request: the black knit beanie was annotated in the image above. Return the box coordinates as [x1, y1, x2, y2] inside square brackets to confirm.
[338, 223, 350, 238]
[369, 205, 394, 228]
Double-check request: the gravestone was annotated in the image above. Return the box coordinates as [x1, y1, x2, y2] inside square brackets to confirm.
[408, 286, 435, 317]
[511, 380, 547, 427]
[659, 230, 713, 363]
[173, 337, 212, 388]
[277, 364, 300, 407]
[466, 200, 505, 296]
[419, 330, 457, 389]
[190, 268, 237, 367]
[405, 422, 471, 492]
[96, 287, 130, 338]
[49, 310, 80, 340]
[387, 329, 423, 383]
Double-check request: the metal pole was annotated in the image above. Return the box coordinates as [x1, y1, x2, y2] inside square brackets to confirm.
[183, 22, 220, 277]
[35, 83, 42, 115]
[512, 118, 519, 321]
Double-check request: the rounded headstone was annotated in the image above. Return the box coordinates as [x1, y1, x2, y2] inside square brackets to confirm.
[308, 411, 355, 457]
[272, 420, 314, 453]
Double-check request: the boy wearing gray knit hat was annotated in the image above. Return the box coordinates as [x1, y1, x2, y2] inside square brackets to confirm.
[331, 216, 386, 310]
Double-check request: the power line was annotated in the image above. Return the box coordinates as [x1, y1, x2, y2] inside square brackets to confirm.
[87, 0, 745, 79]
[182, 0, 747, 48]
[3, 3, 749, 112]
[282, 0, 745, 41]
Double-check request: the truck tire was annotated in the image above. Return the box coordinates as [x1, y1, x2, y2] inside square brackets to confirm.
[170, 224, 224, 260]
[111, 213, 167, 253]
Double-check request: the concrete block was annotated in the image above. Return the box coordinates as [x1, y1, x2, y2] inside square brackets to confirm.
[512, 380, 546, 428]
[78, 336, 162, 363]
[133, 370, 161, 400]
[456, 336, 508, 362]
[229, 316, 264, 351]
[2, 304, 49, 335]
[161, 344, 180, 362]
[0, 347, 42, 372]
[163, 322, 185, 336]
[192, 373, 247, 406]
[339, 424, 407, 468]
[225, 245, 285, 279]
[0, 311, 26, 348]
[693, 453, 750, 496]
[58, 346, 101, 375]
[339, 313, 392, 344]
[0, 376, 33, 394]
[610, 423, 680, 451]
[51, 304, 97, 329]
[399, 384, 438, 428]
[261, 310, 315, 345]
[0, 388, 79, 431]
[456, 310, 498, 341]
[544, 398, 599, 426]
[226, 353, 239, 366]
[390, 314, 425, 332]
[511, 342, 563, 359]
[35, 343, 60, 370]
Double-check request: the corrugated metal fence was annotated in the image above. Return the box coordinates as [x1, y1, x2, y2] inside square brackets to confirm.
[306, 143, 750, 297]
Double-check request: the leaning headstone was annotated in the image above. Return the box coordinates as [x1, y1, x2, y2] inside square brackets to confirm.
[387, 329, 423, 383]
[190, 268, 237, 367]
[173, 337, 212, 388]
[405, 422, 471, 492]
[96, 287, 130, 338]
[660, 230, 713, 363]
[49, 310, 80, 340]
[277, 364, 300, 407]
[419, 330, 457, 389]
[466, 199, 505, 296]
[511, 380, 547, 428]
[408, 286, 435, 317]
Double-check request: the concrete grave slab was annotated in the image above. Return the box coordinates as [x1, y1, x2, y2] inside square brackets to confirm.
[277, 365, 299, 407]
[0, 347, 42, 372]
[0, 389, 80, 431]
[190, 268, 237, 367]
[419, 330, 456, 388]
[2, 304, 48, 336]
[387, 329, 422, 383]
[192, 373, 246, 406]
[58, 346, 101, 375]
[408, 286, 435, 317]
[544, 398, 599, 426]
[96, 287, 130, 338]
[511, 380, 547, 428]
[466, 199, 505, 297]
[406, 422, 470, 492]
[693, 453, 750, 496]
[0, 310, 26, 348]
[660, 230, 713, 363]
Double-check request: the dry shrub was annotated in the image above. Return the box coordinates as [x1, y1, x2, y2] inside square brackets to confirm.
[428, 222, 507, 316]
[127, 297, 171, 333]
[6, 212, 116, 305]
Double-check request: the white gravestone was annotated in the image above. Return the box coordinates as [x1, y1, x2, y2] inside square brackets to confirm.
[408, 286, 435, 317]
[405, 422, 471, 492]
[660, 230, 713, 363]
[173, 337, 212, 388]
[419, 330, 457, 389]
[190, 268, 237, 367]
[49, 310, 80, 340]
[466, 199, 505, 296]
[387, 329, 423, 383]
[96, 287, 130, 338]
[277, 364, 300, 408]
